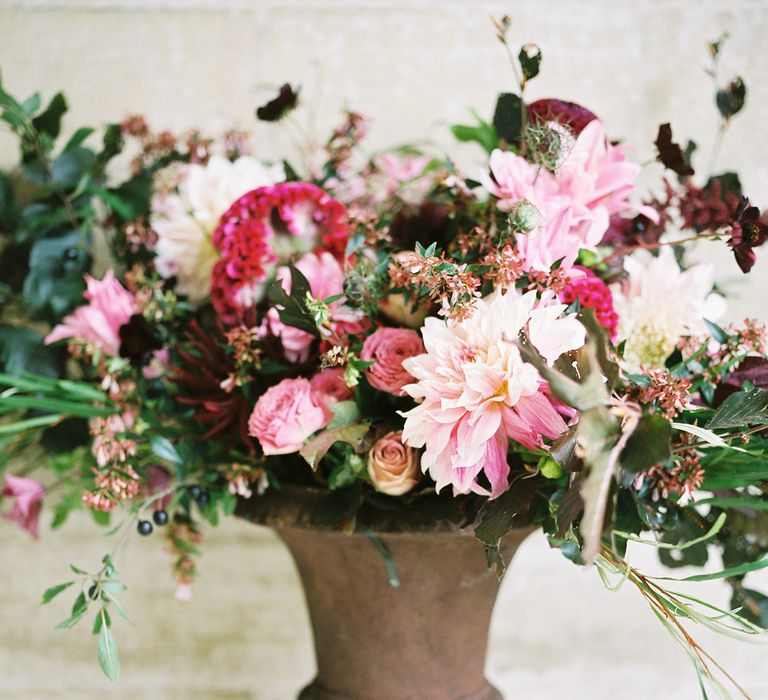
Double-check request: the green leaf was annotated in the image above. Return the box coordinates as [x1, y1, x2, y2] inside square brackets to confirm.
[731, 587, 768, 629]
[31, 92, 67, 143]
[41, 581, 75, 604]
[450, 109, 500, 154]
[98, 620, 120, 681]
[614, 512, 727, 550]
[518, 44, 542, 82]
[492, 92, 523, 144]
[696, 495, 768, 511]
[620, 414, 672, 473]
[299, 423, 369, 471]
[704, 319, 728, 344]
[0, 395, 111, 418]
[474, 475, 538, 550]
[657, 556, 768, 583]
[326, 400, 360, 429]
[706, 388, 768, 430]
[51, 147, 95, 190]
[150, 435, 183, 466]
[92, 608, 111, 635]
[716, 76, 746, 121]
[63, 127, 95, 153]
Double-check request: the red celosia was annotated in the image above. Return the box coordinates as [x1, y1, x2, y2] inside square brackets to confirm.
[558, 266, 618, 340]
[210, 183, 350, 323]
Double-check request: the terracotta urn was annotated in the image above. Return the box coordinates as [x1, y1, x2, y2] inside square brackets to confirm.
[238, 487, 535, 700]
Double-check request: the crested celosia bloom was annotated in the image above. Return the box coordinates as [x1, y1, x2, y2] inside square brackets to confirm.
[151, 155, 284, 304]
[558, 266, 619, 340]
[45, 271, 137, 356]
[401, 289, 585, 498]
[2, 474, 45, 539]
[611, 248, 726, 370]
[481, 120, 650, 272]
[211, 183, 351, 323]
[260, 251, 366, 363]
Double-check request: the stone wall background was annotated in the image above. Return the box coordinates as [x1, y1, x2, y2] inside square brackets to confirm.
[1, 1, 768, 698]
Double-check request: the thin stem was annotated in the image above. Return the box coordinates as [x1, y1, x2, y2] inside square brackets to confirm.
[598, 231, 724, 265]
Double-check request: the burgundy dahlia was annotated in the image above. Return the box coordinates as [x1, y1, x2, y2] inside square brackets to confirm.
[527, 98, 598, 135]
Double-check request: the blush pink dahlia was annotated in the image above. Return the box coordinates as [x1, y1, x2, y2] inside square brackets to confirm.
[559, 266, 619, 340]
[400, 290, 585, 498]
[482, 120, 651, 272]
[2, 474, 45, 539]
[361, 327, 425, 396]
[210, 182, 350, 323]
[45, 271, 137, 356]
[248, 377, 329, 455]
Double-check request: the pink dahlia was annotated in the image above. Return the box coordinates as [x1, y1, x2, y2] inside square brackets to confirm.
[2, 474, 45, 539]
[210, 183, 350, 323]
[482, 120, 652, 273]
[401, 289, 585, 498]
[559, 267, 619, 340]
[45, 271, 137, 356]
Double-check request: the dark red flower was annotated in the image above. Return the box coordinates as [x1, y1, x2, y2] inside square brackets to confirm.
[527, 99, 597, 135]
[171, 318, 255, 450]
[256, 83, 299, 122]
[728, 197, 768, 273]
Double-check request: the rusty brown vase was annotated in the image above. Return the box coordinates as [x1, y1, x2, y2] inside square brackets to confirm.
[238, 487, 534, 700]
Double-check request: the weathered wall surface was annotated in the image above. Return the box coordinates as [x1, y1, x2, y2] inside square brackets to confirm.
[1, 2, 768, 698]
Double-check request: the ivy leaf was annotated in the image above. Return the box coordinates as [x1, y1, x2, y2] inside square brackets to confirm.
[620, 414, 672, 473]
[98, 621, 120, 681]
[300, 423, 369, 471]
[492, 92, 523, 145]
[654, 123, 694, 177]
[716, 77, 746, 121]
[706, 388, 768, 430]
[41, 581, 75, 604]
[518, 44, 542, 82]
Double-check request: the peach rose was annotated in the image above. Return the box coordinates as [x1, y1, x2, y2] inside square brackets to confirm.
[248, 377, 329, 455]
[367, 431, 420, 496]
[361, 327, 424, 396]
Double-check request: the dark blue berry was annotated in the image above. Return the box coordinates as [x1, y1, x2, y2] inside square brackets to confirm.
[187, 485, 203, 501]
[137, 520, 153, 536]
[196, 490, 210, 507]
[152, 510, 169, 526]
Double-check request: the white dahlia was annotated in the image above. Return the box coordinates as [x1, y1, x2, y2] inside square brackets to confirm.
[612, 248, 727, 370]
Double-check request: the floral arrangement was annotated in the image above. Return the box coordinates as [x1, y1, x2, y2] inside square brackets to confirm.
[1, 20, 767, 697]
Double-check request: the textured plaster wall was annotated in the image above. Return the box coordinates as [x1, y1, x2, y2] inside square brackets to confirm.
[1, 1, 768, 699]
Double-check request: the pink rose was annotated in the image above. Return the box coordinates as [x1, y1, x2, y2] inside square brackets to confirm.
[367, 431, 420, 496]
[2, 474, 45, 539]
[310, 368, 353, 408]
[248, 377, 329, 455]
[361, 327, 425, 396]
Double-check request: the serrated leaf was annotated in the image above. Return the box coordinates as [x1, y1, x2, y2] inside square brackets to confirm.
[474, 475, 537, 550]
[98, 621, 119, 681]
[41, 581, 75, 604]
[300, 423, 369, 471]
[706, 388, 768, 430]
